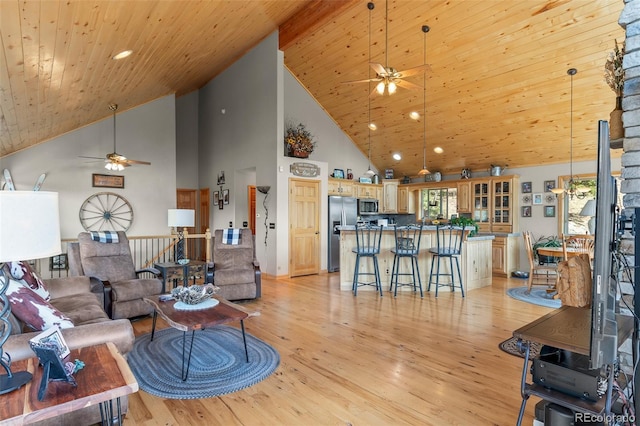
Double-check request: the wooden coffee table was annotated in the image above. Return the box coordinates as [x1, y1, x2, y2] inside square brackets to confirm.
[143, 295, 259, 381]
[0, 342, 137, 425]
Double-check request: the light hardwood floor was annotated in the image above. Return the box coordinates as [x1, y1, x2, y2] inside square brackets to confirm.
[126, 273, 550, 425]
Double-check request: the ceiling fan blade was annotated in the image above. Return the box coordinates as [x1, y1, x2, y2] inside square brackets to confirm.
[369, 62, 387, 76]
[341, 78, 381, 85]
[396, 64, 431, 78]
[395, 79, 423, 91]
[125, 159, 151, 166]
[79, 155, 106, 160]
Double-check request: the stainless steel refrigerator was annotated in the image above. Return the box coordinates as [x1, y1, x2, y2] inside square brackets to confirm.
[328, 195, 357, 272]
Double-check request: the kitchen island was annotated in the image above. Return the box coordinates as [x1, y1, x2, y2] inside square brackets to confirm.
[338, 226, 494, 293]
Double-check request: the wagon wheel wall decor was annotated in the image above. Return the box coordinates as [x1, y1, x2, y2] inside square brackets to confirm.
[79, 192, 133, 232]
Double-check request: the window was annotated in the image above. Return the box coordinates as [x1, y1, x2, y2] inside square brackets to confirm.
[421, 188, 457, 221]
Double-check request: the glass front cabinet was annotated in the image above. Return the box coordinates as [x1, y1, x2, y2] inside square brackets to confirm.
[471, 176, 518, 233]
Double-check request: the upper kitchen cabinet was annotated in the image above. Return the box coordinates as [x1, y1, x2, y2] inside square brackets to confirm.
[398, 186, 416, 214]
[457, 181, 472, 213]
[356, 183, 382, 200]
[382, 180, 399, 213]
[328, 178, 355, 197]
[471, 175, 519, 233]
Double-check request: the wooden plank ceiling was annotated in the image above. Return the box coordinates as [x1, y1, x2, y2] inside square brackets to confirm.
[0, 0, 625, 178]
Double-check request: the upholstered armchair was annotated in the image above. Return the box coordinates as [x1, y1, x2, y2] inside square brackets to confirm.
[213, 228, 261, 300]
[68, 231, 163, 319]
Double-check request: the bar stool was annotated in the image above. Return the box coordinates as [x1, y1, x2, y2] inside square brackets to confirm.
[428, 224, 466, 297]
[389, 224, 423, 297]
[352, 223, 383, 296]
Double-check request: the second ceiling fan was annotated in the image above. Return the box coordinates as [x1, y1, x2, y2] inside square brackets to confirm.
[342, 1, 430, 96]
[80, 104, 151, 170]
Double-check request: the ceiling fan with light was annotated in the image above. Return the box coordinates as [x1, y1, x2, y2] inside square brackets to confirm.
[342, 1, 430, 96]
[80, 104, 151, 170]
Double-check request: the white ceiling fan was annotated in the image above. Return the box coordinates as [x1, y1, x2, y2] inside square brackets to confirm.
[80, 104, 151, 170]
[341, 1, 430, 96]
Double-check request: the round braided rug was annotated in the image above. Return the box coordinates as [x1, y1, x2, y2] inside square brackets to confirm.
[128, 326, 280, 399]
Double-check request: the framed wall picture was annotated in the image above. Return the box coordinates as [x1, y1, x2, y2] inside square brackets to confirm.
[521, 195, 532, 205]
[532, 193, 543, 205]
[521, 181, 532, 194]
[213, 191, 220, 206]
[544, 205, 556, 217]
[544, 180, 556, 192]
[223, 189, 230, 205]
[521, 206, 532, 217]
[92, 174, 124, 188]
[50, 254, 68, 271]
[333, 168, 344, 179]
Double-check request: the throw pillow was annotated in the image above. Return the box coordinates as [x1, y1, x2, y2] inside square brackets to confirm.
[4, 277, 73, 331]
[5, 261, 50, 300]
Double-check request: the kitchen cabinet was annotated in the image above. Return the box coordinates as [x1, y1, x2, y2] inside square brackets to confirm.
[491, 235, 519, 277]
[356, 183, 381, 199]
[398, 186, 415, 214]
[471, 176, 519, 233]
[328, 178, 355, 196]
[456, 181, 472, 213]
[382, 180, 398, 213]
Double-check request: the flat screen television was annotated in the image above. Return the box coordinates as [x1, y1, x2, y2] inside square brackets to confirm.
[590, 120, 619, 370]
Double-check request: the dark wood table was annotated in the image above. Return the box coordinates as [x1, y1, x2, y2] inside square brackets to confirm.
[154, 260, 207, 293]
[0, 342, 138, 426]
[512, 306, 634, 425]
[143, 295, 259, 380]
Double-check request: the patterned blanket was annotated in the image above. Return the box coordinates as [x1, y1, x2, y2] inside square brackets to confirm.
[90, 231, 119, 243]
[222, 228, 241, 245]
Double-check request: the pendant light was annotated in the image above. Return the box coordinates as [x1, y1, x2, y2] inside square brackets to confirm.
[417, 25, 430, 176]
[365, 1, 376, 176]
[550, 68, 588, 199]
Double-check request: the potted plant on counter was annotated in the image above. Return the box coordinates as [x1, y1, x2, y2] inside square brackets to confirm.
[449, 217, 478, 237]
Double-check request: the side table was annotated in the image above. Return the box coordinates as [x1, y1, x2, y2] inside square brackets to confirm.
[154, 260, 207, 293]
[0, 342, 138, 425]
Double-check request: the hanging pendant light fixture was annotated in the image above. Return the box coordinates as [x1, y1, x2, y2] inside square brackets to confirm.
[365, 1, 376, 176]
[417, 25, 430, 176]
[551, 68, 588, 199]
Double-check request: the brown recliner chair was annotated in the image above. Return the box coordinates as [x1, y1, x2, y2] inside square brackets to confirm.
[68, 231, 163, 319]
[213, 228, 261, 300]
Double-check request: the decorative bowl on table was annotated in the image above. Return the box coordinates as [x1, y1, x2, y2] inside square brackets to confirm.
[171, 284, 219, 305]
[177, 258, 190, 265]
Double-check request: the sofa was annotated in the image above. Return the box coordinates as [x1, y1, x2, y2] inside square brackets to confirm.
[4, 275, 135, 426]
[213, 228, 261, 300]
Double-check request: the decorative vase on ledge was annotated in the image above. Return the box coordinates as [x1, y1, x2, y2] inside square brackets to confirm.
[610, 96, 624, 140]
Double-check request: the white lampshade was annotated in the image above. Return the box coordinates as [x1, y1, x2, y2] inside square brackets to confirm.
[0, 191, 61, 262]
[580, 199, 597, 217]
[167, 209, 195, 227]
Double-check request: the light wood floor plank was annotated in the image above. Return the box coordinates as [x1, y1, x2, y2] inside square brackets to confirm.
[125, 273, 550, 425]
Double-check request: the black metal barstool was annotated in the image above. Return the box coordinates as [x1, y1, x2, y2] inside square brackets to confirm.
[428, 224, 466, 297]
[351, 223, 383, 296]
[389, 224, 423, 297]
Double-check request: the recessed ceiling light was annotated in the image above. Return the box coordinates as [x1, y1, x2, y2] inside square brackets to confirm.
[409, 111, 420, 120]
[112, 50, 133, 60]
[393, 153, 401, 161]
[368, 123, 377, 131]
[434, 146, 444, 154]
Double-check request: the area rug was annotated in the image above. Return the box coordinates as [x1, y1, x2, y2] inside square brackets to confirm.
[506, 286, 561, 309]
[498, 336, 542, 359]
[128, 325, 280, 399]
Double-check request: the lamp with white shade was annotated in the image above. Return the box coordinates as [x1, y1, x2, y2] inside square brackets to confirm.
[167, 209, 195, 262]
[0, 191, 62, 394]
[580, 199, 597, 235]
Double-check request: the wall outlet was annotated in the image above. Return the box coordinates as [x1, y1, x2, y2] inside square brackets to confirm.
[243, 221, 248, 227]
[229, 221, 233, 227]
[269, 223, 275, 229]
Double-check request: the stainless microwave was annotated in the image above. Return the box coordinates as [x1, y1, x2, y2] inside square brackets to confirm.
[358, 198, 379, 215]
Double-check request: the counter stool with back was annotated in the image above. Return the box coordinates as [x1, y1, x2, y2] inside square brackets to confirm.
[351, 223, 383, 296]
[389, 224, 424, 297]
[427, 224, 466, 297]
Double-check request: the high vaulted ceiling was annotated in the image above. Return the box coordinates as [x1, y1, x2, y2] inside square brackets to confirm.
[1, 0, 625, 178]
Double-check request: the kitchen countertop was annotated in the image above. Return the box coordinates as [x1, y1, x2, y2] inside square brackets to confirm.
[337, 225, 495, 241]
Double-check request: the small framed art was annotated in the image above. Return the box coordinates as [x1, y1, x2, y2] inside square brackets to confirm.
[544, 205, 556, 217]
[544, 180, 556, 192]
[92, 174, 124, 189]
[521, 195, 532, 205]
[521, 181, 532, 194]
[213, 191, 220, 206]
[532, 193, 543, 205]
[223, 189, 230, 205]
[521, 206, 532, 217]
[333, 169, 345, 179]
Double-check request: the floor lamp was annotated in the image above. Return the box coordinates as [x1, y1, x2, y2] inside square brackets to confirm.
[168, 209, 195, 262]
[0, 191, 62, 394]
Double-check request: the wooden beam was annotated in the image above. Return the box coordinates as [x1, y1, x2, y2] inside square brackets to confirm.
[279, 0, 360, 51]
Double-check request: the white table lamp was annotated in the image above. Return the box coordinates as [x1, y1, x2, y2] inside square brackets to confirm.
[0, 191, 62, 394]
[167, 209, 195, 261]
[579, 199, 597, 235]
